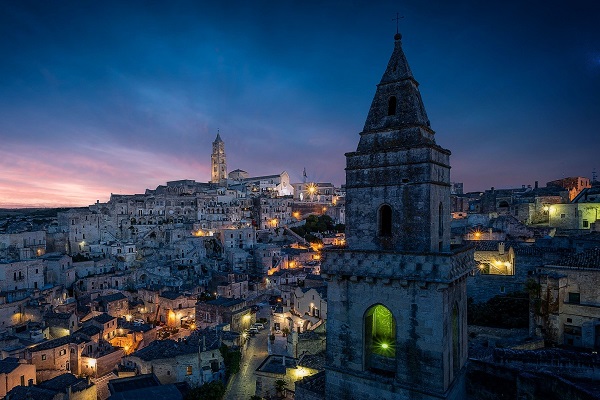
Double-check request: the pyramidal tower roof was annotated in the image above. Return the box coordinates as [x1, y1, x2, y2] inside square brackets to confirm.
[213, 131, 223, 143]
[357, 33, 435, 152]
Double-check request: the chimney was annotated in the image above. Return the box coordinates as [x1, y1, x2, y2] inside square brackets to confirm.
[498, 242, 505, 255]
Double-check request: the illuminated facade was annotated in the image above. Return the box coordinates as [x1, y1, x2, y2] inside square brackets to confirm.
[211, 132, 227, 184]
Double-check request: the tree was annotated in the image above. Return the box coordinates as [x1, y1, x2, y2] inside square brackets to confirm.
[184, 380, 226, 400]
[281, 327, 290, 337]
[220, 344, 241, 376]
[274, 379, 287, 395]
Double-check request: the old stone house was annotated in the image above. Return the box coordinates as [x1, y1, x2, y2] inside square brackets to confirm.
[5, 372, 96, 400]
[93, 292, 129, 318]
[0, 358, 36, 398]
[536, 248, 600, 349]
[123, 330, 225, 387]
[195, 297, 253, 333]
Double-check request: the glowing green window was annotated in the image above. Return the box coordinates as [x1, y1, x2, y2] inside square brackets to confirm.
[364, 304, 396, 374]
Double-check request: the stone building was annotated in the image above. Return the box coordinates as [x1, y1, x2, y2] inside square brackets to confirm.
[536, 248, 600, 349]
[211, 132, 227, 184]
[253, 195, 293, 229]
[547, 176, 591, 201]
[0, 358, 36, 397]
[5, 372, 96, 400]
[195, 297, 253, 332]
[0, 259, 45, 292]
[315, 32, 474, 400]
[0, 230, 46, 260]
[123, 330, 225, 387]
[242, 171, 293, 197]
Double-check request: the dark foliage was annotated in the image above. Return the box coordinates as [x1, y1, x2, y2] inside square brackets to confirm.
[220, 344, 241, 376]
[184, 381, 226, 400]
[467, 292, 529, 328]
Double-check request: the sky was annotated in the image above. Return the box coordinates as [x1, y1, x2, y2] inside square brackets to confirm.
[1, 1, 599, 208]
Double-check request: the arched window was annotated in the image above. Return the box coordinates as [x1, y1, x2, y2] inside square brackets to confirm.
[387, 96, 397, 116]
[378, 205, 392, 237]
[364, 304, 396, 375]
[452, 303, 460, 375]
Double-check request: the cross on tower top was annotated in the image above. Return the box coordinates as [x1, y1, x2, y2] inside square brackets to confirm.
[392, 12, 404, 36]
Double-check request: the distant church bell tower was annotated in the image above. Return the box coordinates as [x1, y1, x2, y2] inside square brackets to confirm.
[211, 131, 227, 184]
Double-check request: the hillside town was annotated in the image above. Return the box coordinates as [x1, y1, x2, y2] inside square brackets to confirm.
[1, 128, 599, 399]
[1, 23, 600, 400]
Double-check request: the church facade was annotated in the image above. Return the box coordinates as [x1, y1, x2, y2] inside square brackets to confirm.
[320, 32, 474, 399]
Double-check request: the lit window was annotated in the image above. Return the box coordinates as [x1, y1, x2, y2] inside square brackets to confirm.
[186, 365, 193, 375]
[364, 304, 396, 374]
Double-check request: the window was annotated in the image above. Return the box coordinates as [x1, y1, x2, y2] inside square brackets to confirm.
[21, 375, 25, 386]
[583, 220, 589, 228]
[568, 292, 580, 304]
[187, 365, 193, 375]
[561, 214, 566, 219]
[42, 354, 47, 360]
[378, 205, 392, 237]
[364, 304, 396, 374]
[387, 96, 397, 116]
[59, 349, 66, 356]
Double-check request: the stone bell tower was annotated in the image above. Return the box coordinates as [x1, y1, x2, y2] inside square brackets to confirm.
[211, 131, 227, 184]
[321, 32, 474, 399]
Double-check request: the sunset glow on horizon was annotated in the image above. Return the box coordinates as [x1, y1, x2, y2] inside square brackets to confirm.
[1, 1, 598, 208]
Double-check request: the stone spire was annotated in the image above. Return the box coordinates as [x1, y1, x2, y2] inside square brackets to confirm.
[345, 33, 451, 254]
[358, 33, 433, 152]
[211, 131, 227, 184]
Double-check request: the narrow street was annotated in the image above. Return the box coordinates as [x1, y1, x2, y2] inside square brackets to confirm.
[224, 306, 283, 400]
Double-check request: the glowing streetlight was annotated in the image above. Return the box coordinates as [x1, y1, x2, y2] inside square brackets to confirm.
[306, 183, 317, 201]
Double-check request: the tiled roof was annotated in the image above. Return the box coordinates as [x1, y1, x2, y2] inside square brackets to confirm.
[204, 297, 245, 307]
[555, 248, 600, 269]
[92, 313, 116, 324]
[295, 370, 325, 395]
[130, 329, 221, 361]
[5, 386, 57, 400]
[298, 353, 326, 371]
[159, 291, 183, 300]
[108, 373, 160, 393]
[38, 373, 93, 393]
[45, 312, 72, 320]
[0, 358, 20, 374]
[74, 325, 102, 338]
[108, 384, 183, 400]
[468, 240, 547, 256]
[29, 334, 86, 352]
[99, 292, 127, 303]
